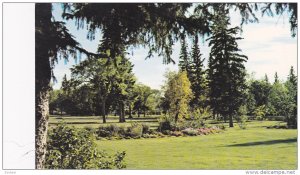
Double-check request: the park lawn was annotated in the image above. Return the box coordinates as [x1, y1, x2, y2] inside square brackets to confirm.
[48, 115, 160, 129]
[96, 121, 297, 169]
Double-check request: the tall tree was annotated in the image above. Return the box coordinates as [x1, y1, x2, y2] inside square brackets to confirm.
[249, 79, 272, 108]
[35, 3, 109, 167]
[207, 9, 248, 127]
[109, 57, 136, 122]
[178, 36, 190, 72]
[69, 54, 134, 123]
[188, 35, 207, 110]
[285, 66, 297, 127]
[274, 72, 279, 84]
[133, 84, 153, 118]
[269, 81, 287, 116]
[264, 74, 269, 83]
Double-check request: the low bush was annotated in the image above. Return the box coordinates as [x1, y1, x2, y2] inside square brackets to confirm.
[97, 126, 113, 137]
[127, 122, 143, 138]
[45, 123, 126, 169]
[84, 126, 95, 133]
[170, 131, 183, 137]
[236, 115, 248, 129]
[159, 120, 173, 131]
[182, 128, 198, 136]
[117, 125, 127, 137]
[141, 123, 150, 134]
[158, 114, 175, 132]
[162, 130, 171, 135]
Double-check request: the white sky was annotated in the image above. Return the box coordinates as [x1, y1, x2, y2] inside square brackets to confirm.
[52, 3, 297, 90]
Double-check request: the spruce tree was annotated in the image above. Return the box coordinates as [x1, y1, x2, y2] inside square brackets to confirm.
[178, 36, 190, 72]
[285, 66, 297, 128]
[264, 74, 269, 83]
[287, 66, 297, 87]
[207, 11, 248, 127]
[188, 35, 207, 109]
[274, 72, 279, 84]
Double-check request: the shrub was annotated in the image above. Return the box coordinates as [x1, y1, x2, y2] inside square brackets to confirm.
[96, 124, 123, 138]
[127, 122, 143, 138]
[162, 130, 171, 135]
[117, 125, 127, 138]
[97, 126, 112, 137]
[158, 114, 175, 132]
[141, 123, 150, 134]
[159, 120, 172, 131]
[157, 132, 165, 137]
[170, 131, 183, 137]
[142, 133, 150, 138]
[182, 128, 198, 136]
[107, 124, 120, 136]
[45, 123, 126, 169]
[148, 129, 157, 135]
[84, 126, 95, 133]
[237, 115, 248, 129]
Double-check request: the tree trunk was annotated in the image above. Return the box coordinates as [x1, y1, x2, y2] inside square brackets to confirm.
[229, 115, 233, 127]
[175, 112, 179, 124]
[144, 108, 146, 118]
[119, 102, 126, 123]
[122, 103, 126, 122]
[35, 3, 52, 169]
[138, 108, 140, 118]
[128, 105, 132, 119]
[101, 100, 106, 123]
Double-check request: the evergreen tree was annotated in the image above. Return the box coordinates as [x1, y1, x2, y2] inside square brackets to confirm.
[274, 72, 279, 84]
[287, 66, 297, 87]
[188, 35, 207, 109]
[264, 74, 269, 83]
[178, 36, 190, 72]
[207, 11, 248, 127]
[285, 66, 297, 128]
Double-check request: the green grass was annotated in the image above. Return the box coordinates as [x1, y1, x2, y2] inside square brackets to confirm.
[49, 115, 297, 169]
[49, 115, 160, 129]
[96, 121, 297, 169]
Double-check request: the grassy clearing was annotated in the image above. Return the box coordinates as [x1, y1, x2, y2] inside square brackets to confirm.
[96, 121, 297, 169]
[49, 115, 297, 169]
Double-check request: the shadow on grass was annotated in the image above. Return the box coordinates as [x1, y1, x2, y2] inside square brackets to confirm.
[227, 138, 297, 147]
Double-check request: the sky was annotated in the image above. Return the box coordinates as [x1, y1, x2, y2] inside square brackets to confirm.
[52, 3, 297, 90]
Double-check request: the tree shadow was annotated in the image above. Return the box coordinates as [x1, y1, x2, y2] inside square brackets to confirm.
[226, 138, 297, 147]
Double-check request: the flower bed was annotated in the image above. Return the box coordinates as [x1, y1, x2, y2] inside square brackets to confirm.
[93, 123, 224, 140]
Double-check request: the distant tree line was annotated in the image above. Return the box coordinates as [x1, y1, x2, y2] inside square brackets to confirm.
[49, 56, 162, 123]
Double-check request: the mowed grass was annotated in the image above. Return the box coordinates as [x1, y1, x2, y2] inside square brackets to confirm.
[49, 115, 160, 130]
[96, 121, 297, 170]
